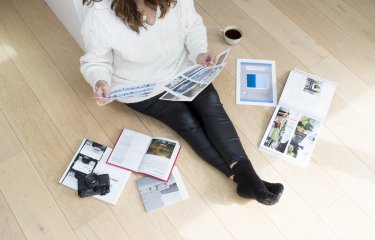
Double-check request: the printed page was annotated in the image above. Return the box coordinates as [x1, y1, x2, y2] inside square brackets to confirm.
[59, 139, 132, 205]
[93, 82, 157, 101]
[136, 167, 189, 212]
[214, 48, 231, 65]
[160, 49, 230, 102]
[160, 64, 226, 101]
[138, 137, 180, 181]
[259, 106, 322, 167]
[279, 69, 336, 120]
[94, 151, 132, 205]
[107, 129, 152, 171]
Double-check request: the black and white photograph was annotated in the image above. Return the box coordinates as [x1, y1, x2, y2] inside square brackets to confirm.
[60, 139, 104, 186]
[214, 48, 230, 65]
[70, 154, 98, 175]
[80, 139, 106, 160]
[165, 76, 186, 90]
[172, 80, 197, 93]
[200, 64, 225, 83]
[182, 65, 205, 78]
[136, 168, 188, 212]
[159, 92, 181, 101]
[61, 153, 98, 184]
[182, 83, 208, 98]
[189, 67, 212, 82]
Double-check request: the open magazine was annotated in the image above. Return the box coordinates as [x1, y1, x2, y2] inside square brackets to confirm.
[59, 139, 131, 205]
[137, 167, 189, 212]
[100, 49, 230, 102]
[259, 69, 336, 167]
[107, 129, 181, 182]
[159, 48, 230, 101]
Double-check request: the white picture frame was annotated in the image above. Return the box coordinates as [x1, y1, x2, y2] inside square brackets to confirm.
[236, 59, 277, 106]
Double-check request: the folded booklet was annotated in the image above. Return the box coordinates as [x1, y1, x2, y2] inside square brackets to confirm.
[137, 167, 189, 212]
[59, 139, 131, 205]
[107, 129, 181, 182]
[259, 69, 336, 167]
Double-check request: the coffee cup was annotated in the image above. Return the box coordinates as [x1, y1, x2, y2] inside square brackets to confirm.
[219, 26, 243, 45]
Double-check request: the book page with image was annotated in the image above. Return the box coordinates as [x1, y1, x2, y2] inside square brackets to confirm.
[259, 106, 322, 167]
[138, 137, 181, 181]
[278, 69, 336, 120]
[107, 129, 152, 171]
[259, 69, 335, 167]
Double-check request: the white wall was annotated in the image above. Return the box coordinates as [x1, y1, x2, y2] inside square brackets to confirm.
[44, 0, 85, 49]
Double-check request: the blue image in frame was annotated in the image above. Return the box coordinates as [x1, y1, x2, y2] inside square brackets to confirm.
[246, 73, 268, 89]
[246, 74, 256, 88]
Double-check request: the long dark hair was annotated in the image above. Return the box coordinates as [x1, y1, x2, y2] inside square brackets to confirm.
[83, 0, 177, 33]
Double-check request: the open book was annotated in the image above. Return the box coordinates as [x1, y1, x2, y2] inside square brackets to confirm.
[59, 139, 131, 205]
[107, 129, 181, 181]
[137, 167, 189, 212]
[259, 69, 336, 167]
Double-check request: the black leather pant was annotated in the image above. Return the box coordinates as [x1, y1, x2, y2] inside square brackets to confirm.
[126, 84, 248, 177]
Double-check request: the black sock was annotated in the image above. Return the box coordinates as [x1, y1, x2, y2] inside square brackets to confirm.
[232, 160, 283, 205]
[263, 181, 284, 199]
[233, 178, 285, 199]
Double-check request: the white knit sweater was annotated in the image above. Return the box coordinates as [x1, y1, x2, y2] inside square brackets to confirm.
[80, 0, 208, 103]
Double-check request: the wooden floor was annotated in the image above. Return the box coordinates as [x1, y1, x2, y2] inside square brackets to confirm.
[1, 0, 375, 239]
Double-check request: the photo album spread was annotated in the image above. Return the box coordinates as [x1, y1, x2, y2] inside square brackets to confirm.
[259, 69, 336, 167]
[106, 129, 181, 182]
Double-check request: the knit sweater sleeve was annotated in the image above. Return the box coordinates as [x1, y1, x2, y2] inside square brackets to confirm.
[80, 8, 113, 90]
[182, 0, 208, 64]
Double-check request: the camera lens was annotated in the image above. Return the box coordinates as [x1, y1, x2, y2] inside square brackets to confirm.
[85, 173, 97, 188]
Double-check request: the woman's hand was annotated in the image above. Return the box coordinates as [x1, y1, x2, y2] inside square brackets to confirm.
[196, 52, 216, 66]
[94, 80, 113, 106]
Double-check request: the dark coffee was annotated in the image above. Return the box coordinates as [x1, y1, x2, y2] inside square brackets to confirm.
[225, 29, 242, 40]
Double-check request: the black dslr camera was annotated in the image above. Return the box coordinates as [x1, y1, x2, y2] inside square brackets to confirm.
[75, 172, 110, 198]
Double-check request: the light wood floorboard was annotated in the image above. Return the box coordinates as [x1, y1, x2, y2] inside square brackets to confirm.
[0, 0, 86, 128]
[0, 151, 78, 240]
[307, 0, 375, 56]
[269, 0, 375, 90]
[0, 191, 26, 240]
[343, 0, 375, 25]
[1, 0, 375, 239]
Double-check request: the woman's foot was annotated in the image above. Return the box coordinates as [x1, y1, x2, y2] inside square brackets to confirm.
[232, 160, 284, 205]
[263, 181, 284, 200]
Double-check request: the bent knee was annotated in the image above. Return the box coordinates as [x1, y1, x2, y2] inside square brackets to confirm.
[162, 110, 202, 133]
